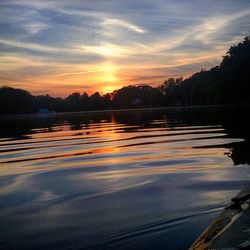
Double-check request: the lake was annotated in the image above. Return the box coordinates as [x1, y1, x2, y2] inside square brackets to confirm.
[0, 106, 250, 250]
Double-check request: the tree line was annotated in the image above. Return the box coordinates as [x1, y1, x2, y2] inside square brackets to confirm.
[0, 36, 249, 115]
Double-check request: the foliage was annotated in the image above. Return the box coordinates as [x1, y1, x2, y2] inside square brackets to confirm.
[112, 85, 163, 108]
[0, 86, 35, 114]
[0, 36, 249, 114]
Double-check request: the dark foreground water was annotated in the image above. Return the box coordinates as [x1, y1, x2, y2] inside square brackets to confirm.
[0, 106, 250, 250]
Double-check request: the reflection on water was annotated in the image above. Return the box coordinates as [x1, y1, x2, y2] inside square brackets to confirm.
[0, 106, 250, 250]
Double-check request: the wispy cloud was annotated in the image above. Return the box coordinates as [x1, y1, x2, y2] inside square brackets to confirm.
[78, 43, 134, 58]
[0, 0, 250, 96]
[102, 18, 146, 33]
[0, 39, 62, 53]
[22, 21, 50, 35]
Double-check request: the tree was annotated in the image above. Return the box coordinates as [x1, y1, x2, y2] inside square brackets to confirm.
[65, 92, 82, 111]
[0, 86, 35, 114]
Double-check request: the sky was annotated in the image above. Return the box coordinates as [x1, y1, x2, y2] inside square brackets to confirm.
[0, 0, 250, 97]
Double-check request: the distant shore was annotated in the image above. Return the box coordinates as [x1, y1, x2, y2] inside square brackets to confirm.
[1, 104, 249, 120]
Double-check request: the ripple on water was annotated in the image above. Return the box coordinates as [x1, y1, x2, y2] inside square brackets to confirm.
[0, 113, 248, 250]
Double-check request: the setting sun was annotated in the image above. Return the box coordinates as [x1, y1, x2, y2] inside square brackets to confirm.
[97, 63, 120, 93]
[1, 1, 250, 250]
[101, 85, 118, 94]
[101, 63, 117, 82]
[0, 0, 249, 98]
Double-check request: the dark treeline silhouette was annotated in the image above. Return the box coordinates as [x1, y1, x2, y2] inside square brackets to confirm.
[112, 85, 164, 108]
[1, 36, 250, 115]
[158, 36, 250, 105]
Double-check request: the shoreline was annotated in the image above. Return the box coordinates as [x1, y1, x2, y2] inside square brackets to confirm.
[1, 104, 249, 120]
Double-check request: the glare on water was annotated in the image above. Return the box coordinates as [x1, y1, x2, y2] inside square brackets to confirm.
[0, 108, 249, 250]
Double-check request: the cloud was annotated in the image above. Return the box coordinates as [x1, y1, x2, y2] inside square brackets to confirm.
[0, 39, 63, 53]
[101, 18, 146, 33]
[0, 0, 250, 96]
[194, 9, 250, 44]
[78, 43, 134, 58]
[22, 21, 50, 35]
[0, 5, 50, 37]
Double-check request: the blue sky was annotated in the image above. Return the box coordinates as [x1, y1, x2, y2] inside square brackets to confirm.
[0, 0, 250, 96]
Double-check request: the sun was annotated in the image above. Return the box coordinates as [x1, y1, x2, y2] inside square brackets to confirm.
[101, 85, 118, 93]
[101, 63, 117, 81]
[102, 72, 117, 83]
[96, 62, 120, 93]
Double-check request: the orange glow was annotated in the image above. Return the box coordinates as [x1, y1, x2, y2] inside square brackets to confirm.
[1, 50, 224, 97]
[101, 85, 119, 94]
[97, 63, 118, 83]
[1, 1, 247, 98]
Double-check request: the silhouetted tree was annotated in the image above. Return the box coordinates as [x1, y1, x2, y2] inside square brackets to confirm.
[65, 92, 82, 111]
[158, 36, 250, 106]
[112, 85, 163, 108]
[0, 86, 35, 114]
[1, 36, 250, 115]
[158, 77, 183, 105]
[80, 92, 89, 110]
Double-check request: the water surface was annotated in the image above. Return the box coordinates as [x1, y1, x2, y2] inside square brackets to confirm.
[0, 107, 250, 249]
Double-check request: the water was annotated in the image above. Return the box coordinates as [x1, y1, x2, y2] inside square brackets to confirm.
[0, 106, 250, 250]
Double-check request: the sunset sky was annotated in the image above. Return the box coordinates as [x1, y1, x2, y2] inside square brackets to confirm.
[1, 0, 250, 97]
